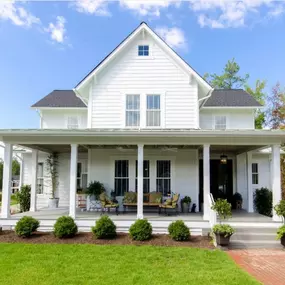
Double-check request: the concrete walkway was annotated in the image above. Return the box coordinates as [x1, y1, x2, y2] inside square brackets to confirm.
[228, 249, 285, 285]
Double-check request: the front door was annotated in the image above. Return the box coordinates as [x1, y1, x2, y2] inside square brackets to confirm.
[199, 159, 233, 210]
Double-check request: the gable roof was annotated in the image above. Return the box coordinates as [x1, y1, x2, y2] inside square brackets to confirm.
[203, 89, 262, 107]
[31, 90, 87, 108]
[74, 22, 212, 91]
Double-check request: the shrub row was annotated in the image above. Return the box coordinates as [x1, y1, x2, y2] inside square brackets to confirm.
[14, 215, 191, 241]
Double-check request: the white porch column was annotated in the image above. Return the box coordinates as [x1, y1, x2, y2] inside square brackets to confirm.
[1, 143, 13, 218]
[69, 144, 78, 218]
[19, 155, 24, 189]
[272, 144, 282, 221]
[203, 144, 210, 220]
[137, 144, 144, 219]
[30, 149, 38, 212]
[247, 152, 254, 213]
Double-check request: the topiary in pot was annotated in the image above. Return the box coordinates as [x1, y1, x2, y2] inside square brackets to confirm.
[15, 216, 40, 238]
[54, 216, 78, 238]
[92, 215, 116, 239]
[277, 225, 285, 247]
[274, 200, 285, 223]
[211, 199, 234, 246]
[254, 187, 272, 217]
[168, 220, 190, 241]
[129, 219, 152, 241]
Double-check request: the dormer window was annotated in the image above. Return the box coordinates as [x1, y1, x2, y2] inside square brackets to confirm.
[138, 45, 149, 56]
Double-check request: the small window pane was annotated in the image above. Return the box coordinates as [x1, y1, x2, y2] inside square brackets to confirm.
[215, 116, 226, 130]
[126, 111, 140, 127]
[67, 116, 79, 129]
[147, 111, 160, 127]
[77, 163, 82, 178]
[115, 160, 129, 196]
[138, 45, 149, 56]
[252, 163, 258, 185]
[126, 95, 140, 127]
[37, 163, 44, 194]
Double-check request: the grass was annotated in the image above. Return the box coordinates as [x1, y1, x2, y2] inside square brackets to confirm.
[0, 194, 18, 206]
[0, 243, 260, 285]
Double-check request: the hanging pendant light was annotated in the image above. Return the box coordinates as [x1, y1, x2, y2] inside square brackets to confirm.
[220, 154, 228, 164]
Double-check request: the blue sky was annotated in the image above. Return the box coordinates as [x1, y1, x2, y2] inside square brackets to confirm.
[0, 0, 285, 129]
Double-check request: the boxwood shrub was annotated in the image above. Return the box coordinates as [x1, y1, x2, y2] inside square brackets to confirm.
[168, 220, 190, 241]
[54, 216, 78, 238]
[92, 215, 116, 239]
[129, 219, 152, 241]
[15, 216, 40, 237]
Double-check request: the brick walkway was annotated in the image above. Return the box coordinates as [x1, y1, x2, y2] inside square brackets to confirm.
[228, 249, 285, 285]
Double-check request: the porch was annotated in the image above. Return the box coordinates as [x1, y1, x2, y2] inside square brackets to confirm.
[0, 129, 284, 224]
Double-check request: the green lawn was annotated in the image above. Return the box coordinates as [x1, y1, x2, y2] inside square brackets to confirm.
[0, 194, 18, 206]
[0, 243, 260, 285]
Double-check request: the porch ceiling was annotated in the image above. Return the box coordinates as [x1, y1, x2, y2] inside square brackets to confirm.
[19, 143, 266, 155]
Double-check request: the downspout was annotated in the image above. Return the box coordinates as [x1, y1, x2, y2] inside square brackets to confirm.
[198, 87, 215, 108]
[73, 88, 88, 106]
[36, 109, 43, 129]
[196, 88, 214, 129]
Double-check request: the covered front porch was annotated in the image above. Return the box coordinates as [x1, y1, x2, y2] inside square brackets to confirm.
[0, 129, 284, 224]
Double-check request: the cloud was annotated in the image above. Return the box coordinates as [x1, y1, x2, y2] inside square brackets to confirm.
[189, 0, 285, 29]
[119, 0, 181, 17]
[0, 1, 40, 27]
[72, 0, 111, 16]
[155, 26, 187, 50]
[44, 16, 67, 44]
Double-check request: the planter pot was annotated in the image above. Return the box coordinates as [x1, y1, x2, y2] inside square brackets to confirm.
[48, 198, 59, 209]
[182, 203, 190, 213]
[215, 233, 231, 246]
[281, 236, 285, 247]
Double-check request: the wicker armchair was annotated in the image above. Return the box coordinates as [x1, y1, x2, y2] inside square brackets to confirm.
[99, 193, 119, 215]
[159, 193, 180, 215]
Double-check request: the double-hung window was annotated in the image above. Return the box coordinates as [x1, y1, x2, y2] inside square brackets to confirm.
[252, 163, 259, 185]
[67, 116, 79, 129]
[114, 160, 129, 196]
[77, 162, 88, 189]
[135, 160, 150, 193]
[126, 95, 140, 127]
[37, 163, 44, 194]
[156, 160, 171, 196]
[146, 95, 161, 127]
[214, 116, 227, 130]
[138, 45, 149, 56]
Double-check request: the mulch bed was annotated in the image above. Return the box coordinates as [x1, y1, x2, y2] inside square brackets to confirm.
[0, 231, 214, 248]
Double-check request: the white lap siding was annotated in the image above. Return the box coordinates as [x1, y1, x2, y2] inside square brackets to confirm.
[91, 35, 198, 129]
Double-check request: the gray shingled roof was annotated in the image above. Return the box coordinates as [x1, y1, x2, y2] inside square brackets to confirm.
[204, 89, 262, 107]
[31, 90, 87, 108]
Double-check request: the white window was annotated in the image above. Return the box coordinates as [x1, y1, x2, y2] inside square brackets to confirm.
[37, 163, 44, 194]
[215, 116, 227, 130]
[126, 95, 140, 127]
[67, 116, 79, 129]
[156, 160, 171, 196]
[146, 95, 161, 127]
[135, 160, 150, 193]
[114, 160, 129, 196]
[252, 163, 259, 185]
[77, 162, 88, 190]
[138, 45, 149, 56]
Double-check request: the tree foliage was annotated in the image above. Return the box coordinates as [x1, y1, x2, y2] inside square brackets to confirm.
[0, 159, 3, 190]
[204, 58, 249, 89]
[245, 80, 266, 129]
[266, 82, 285, 129]
[12, 159, 20, 176]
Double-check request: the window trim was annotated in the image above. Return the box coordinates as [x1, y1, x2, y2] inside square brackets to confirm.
[146, 94, 162, 128]
[37, 162, 44, 194]
[213, 115, 228, 130]
[156, 160, 172, 196]
[125, 94, 141, 127]
[252, 162, 259, 185]
[65, 115, 80, 129]
[138, 45, 149, 57]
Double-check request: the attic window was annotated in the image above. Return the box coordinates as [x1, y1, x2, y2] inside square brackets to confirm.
[138, 45, 149, 56]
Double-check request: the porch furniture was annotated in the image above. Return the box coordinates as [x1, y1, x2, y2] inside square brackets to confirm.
[123, 191, 162, 213]
[159, 193, 180, 215]
[99, 193, 119, 215]
[76, 194, 87, 211]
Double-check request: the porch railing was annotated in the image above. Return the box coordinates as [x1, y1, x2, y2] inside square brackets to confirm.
[208, 193, 217, 228]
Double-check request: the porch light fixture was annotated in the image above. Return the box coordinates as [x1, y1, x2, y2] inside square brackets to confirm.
[220, 154, 228, 164]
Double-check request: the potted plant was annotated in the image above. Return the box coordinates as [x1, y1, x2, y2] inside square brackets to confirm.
[46, 153, 59, 208]
[274, 200, 285, 247]
[211, 198, 235, 246]
[181, 196, 191, 213]
[231, 192, 243, 210]
[86, 181, 105, 200]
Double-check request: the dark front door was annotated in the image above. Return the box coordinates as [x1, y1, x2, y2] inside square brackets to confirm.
[199, 159, 233, 210]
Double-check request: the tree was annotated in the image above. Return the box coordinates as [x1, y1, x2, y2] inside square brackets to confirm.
[12, 159, 20, 176]
[204, 58, 249, 89]
[245, 80, 266, 129]
[266, 82, 285, 129]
